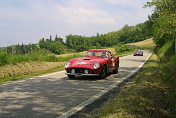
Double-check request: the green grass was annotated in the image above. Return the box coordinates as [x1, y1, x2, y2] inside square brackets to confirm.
[57, 54, 83, 62]
[0, 52, 8, 66]
[157, 40, 175, 61]
[0, 52, 83, 66]
[44, 54, 83, 62]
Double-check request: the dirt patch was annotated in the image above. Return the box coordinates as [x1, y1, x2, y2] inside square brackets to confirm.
[106, 48, 116, 54]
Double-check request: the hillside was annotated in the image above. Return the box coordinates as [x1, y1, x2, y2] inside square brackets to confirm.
[128, 38, 155, 47]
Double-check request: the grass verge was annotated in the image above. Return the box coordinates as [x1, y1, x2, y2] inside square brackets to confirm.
[93, 53, 176, 118]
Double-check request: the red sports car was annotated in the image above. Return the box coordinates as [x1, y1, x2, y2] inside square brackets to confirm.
[65, 49, 119, 79]
[134, 50, 143, 56]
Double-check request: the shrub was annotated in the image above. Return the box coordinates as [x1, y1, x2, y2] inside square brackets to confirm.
[0, 52, 8, 66]
[160, 56, 176, 82]
[116, 45, 137, 54]
[44, 55, 58, 62]
[57, 54, 83, 62]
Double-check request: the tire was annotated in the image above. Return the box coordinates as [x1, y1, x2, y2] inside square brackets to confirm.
[99, 66, 106, 79]
[68, 75, 75, 79]
[113, 61, 119, 74]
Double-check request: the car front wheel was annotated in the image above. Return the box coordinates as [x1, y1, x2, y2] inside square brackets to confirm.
[99, 66, 106, 79]
[68, 75, 75, 79]
[113, 61, 119, 74]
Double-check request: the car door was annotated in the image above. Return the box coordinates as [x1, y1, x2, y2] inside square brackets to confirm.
[107, 51, 114, 71]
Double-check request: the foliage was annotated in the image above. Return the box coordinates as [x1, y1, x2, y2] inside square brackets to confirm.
[4, 43, 41, 55]
[39, 35, 66, 54]
[65, 23, 152, 52]
[115, 45, 138, 56]
[57, 54, 83, 62]
[0, 52, 8, 66]
[44, 55, 59, 62]
[43, 54, 83, 62]
[146, 0, 176, 47]
[157, 40, 175, 60]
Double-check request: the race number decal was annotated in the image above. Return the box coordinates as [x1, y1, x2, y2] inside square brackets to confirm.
[112, 58, 115, 66]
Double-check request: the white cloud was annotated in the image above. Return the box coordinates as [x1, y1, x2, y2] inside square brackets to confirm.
[57, 6, 116, 24]
[105, 0, 143, 8]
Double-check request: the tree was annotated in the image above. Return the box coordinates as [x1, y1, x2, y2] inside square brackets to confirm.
[50, 35, 52, 42]
[146, 0, 176, 47]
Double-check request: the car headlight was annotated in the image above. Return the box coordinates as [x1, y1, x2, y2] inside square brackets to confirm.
[65, 61, 70, 68]
[94, 62, 100, 69]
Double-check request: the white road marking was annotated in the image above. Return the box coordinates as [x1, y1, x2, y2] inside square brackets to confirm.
[39, 71, 65, 77]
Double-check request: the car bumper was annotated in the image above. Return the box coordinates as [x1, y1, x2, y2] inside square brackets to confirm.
[66, 73, 99, 77]
[134, 54, 143, 56]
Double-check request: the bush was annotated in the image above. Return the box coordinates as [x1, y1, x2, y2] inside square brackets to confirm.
[57, 54, 83, 62]
[44, 55, 58, 62]
[160, 56, 176, 82]
[0, 52, 8, 66]
[7, 54, 40, 65]
[116, 45, 137, 54]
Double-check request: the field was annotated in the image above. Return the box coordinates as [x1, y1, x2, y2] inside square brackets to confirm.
[0, 62, 65, 83]
[128, 38, 155, 47]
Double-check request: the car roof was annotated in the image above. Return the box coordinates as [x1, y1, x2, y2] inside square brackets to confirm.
[88, 49, 109, 52]
[135, 50, 142, 52]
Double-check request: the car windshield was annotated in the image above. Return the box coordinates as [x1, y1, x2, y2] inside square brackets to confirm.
[135, 50, 142, 53]
[85, 51, 106, 57]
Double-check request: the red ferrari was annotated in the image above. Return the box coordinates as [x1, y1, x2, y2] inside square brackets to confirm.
[134, 50, 143, 56]
[65, 49, 119, 79]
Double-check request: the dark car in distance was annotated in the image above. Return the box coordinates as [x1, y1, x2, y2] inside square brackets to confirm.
[134, 50, 143, 56]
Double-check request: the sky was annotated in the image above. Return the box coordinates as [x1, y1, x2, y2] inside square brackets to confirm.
[0, 0, 152, 47]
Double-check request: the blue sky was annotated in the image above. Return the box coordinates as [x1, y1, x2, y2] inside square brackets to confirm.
[0, 0, 152, 47]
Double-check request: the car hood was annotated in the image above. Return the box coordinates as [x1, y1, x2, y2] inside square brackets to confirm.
[69, 56, 105, 67]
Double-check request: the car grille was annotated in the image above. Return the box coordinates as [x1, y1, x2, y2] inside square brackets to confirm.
[69, 68, 91, 74]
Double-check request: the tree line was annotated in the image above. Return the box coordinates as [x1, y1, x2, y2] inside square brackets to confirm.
[0, 44, 40, 55]
[39, 21, 153, 54]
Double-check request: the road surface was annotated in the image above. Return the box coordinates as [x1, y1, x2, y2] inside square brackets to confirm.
[0, 50, 152, 118]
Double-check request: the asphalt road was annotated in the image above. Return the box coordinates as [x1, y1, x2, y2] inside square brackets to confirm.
[0, 50, 152, 118]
